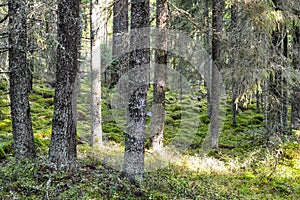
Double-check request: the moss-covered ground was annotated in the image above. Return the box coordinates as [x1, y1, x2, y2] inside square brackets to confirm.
[0, 80, 300, 199]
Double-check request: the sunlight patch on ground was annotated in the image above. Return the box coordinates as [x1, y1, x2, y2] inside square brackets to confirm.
[175, 155, 230, 174]
[78, 144, 237, 174]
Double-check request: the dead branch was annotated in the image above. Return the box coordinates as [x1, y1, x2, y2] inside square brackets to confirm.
[0, 14, 8, 24]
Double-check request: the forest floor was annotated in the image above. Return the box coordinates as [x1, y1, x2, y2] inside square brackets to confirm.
[0, 81, 300, 199]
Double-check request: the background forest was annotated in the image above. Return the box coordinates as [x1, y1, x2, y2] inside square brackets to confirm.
[0, 0, 300, 199]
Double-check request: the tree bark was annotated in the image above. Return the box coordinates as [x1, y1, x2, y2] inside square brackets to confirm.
[256, 81, 260, 113]
[49, 0, 80, 168]
[9, 0, 36, 159]
[282, 28, 288, 132]
[204, 0, 211, 118]
[90, 0, 103, 147]
[291, 26, 300, 130]
[123, 0, 150, 182]
[269, 0, 289, 135]
[231, 3, 238, 125]
[112, 0, 128, 88]
[150, 0, 168, 151]
[26, 1, 35, 93]
[209, 0, 224, 149]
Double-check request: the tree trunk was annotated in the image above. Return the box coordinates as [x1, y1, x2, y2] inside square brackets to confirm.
[209, 0, 224, 149]
[282, 28, 288, 133]
[291, 26, 300, 130]
[123, 0, 150, 183]
[112, 0, 128, 88]
[90, 0, 103, 147]
[231, 3, 238, 125]
[256, 81, 260, 113]
[204, 0, 211, 118]
[262, 80, 270, 141]
[9, 0, 36, 159]
[49, 0, 80, 168]
[26, 1, 34, 93]
[267, 28, 281, 135]
[269, 1, 289, 136]
[150, 0, 168, 151]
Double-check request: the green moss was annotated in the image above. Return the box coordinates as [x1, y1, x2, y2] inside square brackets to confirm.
[0, 140, 13, 159]
[282, 142, 300, 160]
[234, 127, 244, 133]
[199, 115, 210, 124]
[32, 84, 55, 97]
[165, 116, 175, 125]
[169, 104, 181, 112]
[0, 119, 11, 132]
[252, 115, 263, 121]
[0, 79, 8, 91]
[34, 137, 48, 153]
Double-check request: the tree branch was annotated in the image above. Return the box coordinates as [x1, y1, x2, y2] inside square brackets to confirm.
[0, 104, 10, 108]
[27, 17, 56, 24]
[0, 92, 9, 96]
[0, 3, 8, 7]
[168, 1, 205, 34]
[0, 14, 8, 24]
[0, 32, 8, 38]
[0, 48, 8, 53]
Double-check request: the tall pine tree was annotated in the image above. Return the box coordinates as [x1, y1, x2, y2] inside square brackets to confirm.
[49, 0, 80, 168]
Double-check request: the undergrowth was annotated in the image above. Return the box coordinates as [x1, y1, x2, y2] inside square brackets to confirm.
[0, 145, 299, 199]
[0, 80, 300, 199]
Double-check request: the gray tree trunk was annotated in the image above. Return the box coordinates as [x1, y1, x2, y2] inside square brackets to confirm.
[209, 0, 224, 149]
[90, 0, 103, 147]
[9, 0, 36, 159]
[49, 0, 80, 168]
[262, 80, 269, 140]
[112, 0, 128, 88]
[256, 81, 260, 113]
[282, 29, 289, 133]
[269, 1, 289, 135]
[231, 3, 238, 125]
[291, 26, 300, 130]
[204, 0, 211, 118]
[123, 0, 150, 183]
[26, 1, 34, 93]
[150, 0, 168, 151]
